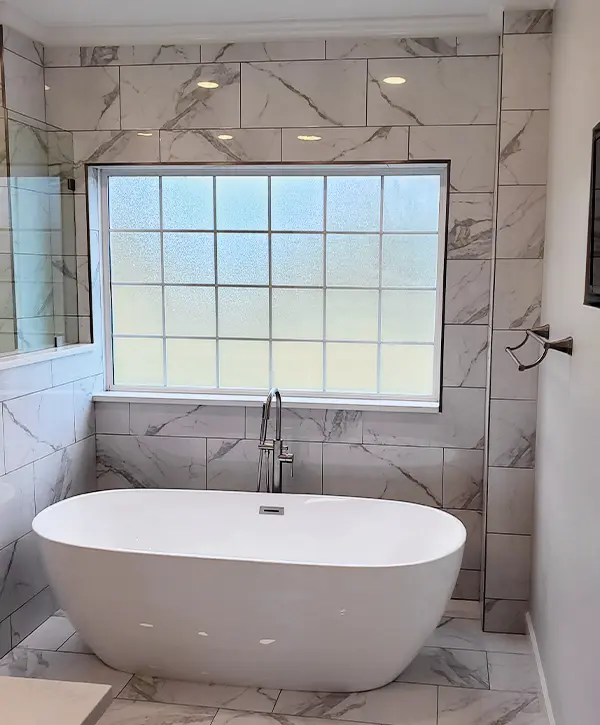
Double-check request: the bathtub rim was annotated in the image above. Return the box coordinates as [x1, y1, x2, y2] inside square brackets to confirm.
[33, 489, 467, 570]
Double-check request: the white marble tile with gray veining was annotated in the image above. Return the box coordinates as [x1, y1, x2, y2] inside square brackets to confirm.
[0, 532, 48, 621]
[323, 443, 443, 506]
[504, 10, 553, 34]
[499, 111, 550, 186]
[7, 121, 48, 192]
[3, 51, 45, 122]
[3, 27, 43, 65]
[491, 330, 539, 401]
[73, 373, 103, 440]
[79, 46, 128, 65]
[72, 131, 160, 186]
[489, 399, 537, 468]
[368, 57, 498, 126]
[453, 570, 481, 601]
[206, 438, 260, 492]
[160, 129, 282, 163]
[443, 325, 488, 388]
[33, 437, 96, 513]
[410, 125, 496, 192]
[428, 617, 532, 654]
[326, 37, 458, 59]
[98, 700, 217, 724]
[0, 462, 35, 549]
[447, 194, 493, 259]
[52, 255, 77, 318]
[9, 587, 57, 648]
[442, 449, 484, 510]
[246, 407, 362, 443]
[212, 713, 377, 725]
[75, 255, 90, 316]
[59, 632, 93, 654]
[129, 403, 245, 438]
[450, 510, 482, 569]
[437, 687, 545, 725]
[487, 468, 535, 535]
[456, 35, 500, 56]
[44, 46, 81, 67]
[203, 41, 325, 63]
[487, 652, 539, 693]
[485, 534, 532, 601]
[493, 259, 542, 330]
[0, 359, 52, 402]
[241, 60, 367, 128]
[496, 187, 545, 259]
[282, 126, 408, 162]
[444, 261, 490, 325]
[95, 401, 130, 434]
[45, 67, 121, 131]
[17, 615, 76, 651]
[50, 348, 103, 386]
[502, 34, 552, 111]
[120, 63, 241, 130]
[131, 45, 202, 64]
[484, 600, 529, 635]
[396, 646, 488, 688]
[97, 434, 207, 489]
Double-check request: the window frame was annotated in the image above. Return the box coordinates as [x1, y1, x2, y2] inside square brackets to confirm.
[98, 162, 449, 410]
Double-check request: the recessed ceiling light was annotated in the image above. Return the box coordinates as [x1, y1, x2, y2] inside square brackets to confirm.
[297, 135, 322, 142]
[197, 80, 219, 89]
[217, 134, 233, 140]
[137, 132, 153, 137]
[44, 84, 50, 91]
[383, 76, 406, 85]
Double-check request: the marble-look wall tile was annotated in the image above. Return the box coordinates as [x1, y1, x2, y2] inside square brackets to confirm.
[45, 67, 121, 131]
[0, 531, 48, 622]
[438, 687, 541, 725]
[79, 46, 128, 66]
[129, 403, 245, 438]
[491, 330, 539, 401]
[326, 37, 458, 59]
[51, 348, 103, 385]
[33, 437, 96, 512]
[503, 10, 553, 34]
[496, 186, 546, 259]
[72, 131, 160, 186]
[44, 46, 81, 67]
[450, 510, 483, 570]
[442, 449, 484, 510]
[368, 57, 498, 126]
[444, 260, 491, 325]
[323, 443, 443, 506]
[203, 41, 325, 62]
[2, 26, 43, 65]
[0, 462, 35, 549]
[489, 399, 537, 468]
[131, 45, 201, 64]
[493, 259, 542, 330]
[0, 619, 9, 658]
[456, 35, 500, 56]
[95, 401, 130, 434]
[487, 467, 535, 535]
[3, 51, 45, 122]
[246, 407, 362, 443]
[499, 110, 550, 185]
[0, 360, 52, 401]
[3, 383, 75, 472]
[284, 441, 323, 494]
[282, 126, 408, 162]
[409, 125, 497, 192]
[160, 129, 282, 163]
[75, 256, 90, 316]
[447, 194, 493, 260]
[9, 587, 57, 647]
[120, 63, 240, 130]
[443, 325, 488, 388]
[486, 533, 532, 600]
[241, 60, 367, 128]
[453, 569, 481, 600]
[484, 599, 529, 635]
[97, 434, 207, 489]
[363, 388, 485, 449]
[73, 373, 103, 440]
[206, 438, 257, 491]
[502, 34, 552, 111]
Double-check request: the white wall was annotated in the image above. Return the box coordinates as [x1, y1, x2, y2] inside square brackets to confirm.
[532, 0, 600, 723]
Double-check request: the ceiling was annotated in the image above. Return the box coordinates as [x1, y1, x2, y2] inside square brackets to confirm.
[0, 0, 555, 46]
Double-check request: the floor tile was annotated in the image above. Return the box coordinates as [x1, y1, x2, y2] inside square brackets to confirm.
[97, 700, 217, 724]
[0, 648, 132, 692]
[438, 687, 546, 725]
[488, 652, 540, 693]
[18, 616, 76, 651]
[273, 682, 438, 725]
[427, 618, 532, 654]
[396, 647, 489, 689]
[212, 711, 377, 725]
[119, 674, 279, 712]
[58, 632, 94, 654]
[444, 600, 481, 620]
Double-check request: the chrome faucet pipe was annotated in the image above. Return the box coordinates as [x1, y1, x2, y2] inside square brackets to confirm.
[257, 388, 293, 494]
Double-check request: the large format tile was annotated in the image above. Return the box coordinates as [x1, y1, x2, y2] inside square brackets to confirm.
[98, 700, 217, 725]
[33, 437, 96, 512]
[427, 618, 532, 654]
[59, 632, 93, 654]
[95, 402, 130, 434]
[327, 37, 458, 59]
[491, 330, 539, 401]
[282, 127, 408, 162]
[97, 434, 207, 489]
[0, 620, 10, 659]
[489, 400, 537, 468]
[160, 129, 282, 163]
[129, 403, 245, 438]
[9, 587, 57, 647]
[79, 45, 202, 65]
[368, 57, 498, 126]
[2, 27, 44, 65]
[484, 600, 529, 635]
[246, 407, 362, 443]
[502, 34, 552, 111]
[0, 462, 35, 549]
[485, 534, 532, 600]
[120, 674, 279, 711]
[487, 468, 535, 535]
[322, 443, 443, 506]
[438, 687, 545, 725]
[206, 438, 259, 492]
[487, 652, 539, 693]
[504, 10, 553, 34]
[496, 187, 546, 260]
[442, 449, 484, 510]
[499, 111, 550, 186]
[4, 51, 45, 121]
[212, 713, 374, 725]
[443, 325, 488, 388]
[447, 194, 493, 260]
[0, 532, 48, 621]
[456, 35, 500, 56]
[396, 646, 488, 688]
[203, 41, 325, 62]
[493, 260, 543, 330]
[120, 64, 241, 130]
[453, 570, 481, 601]
[273, 682, 438, 725]
[445, 261, 491, 325]
[450, 510, 482, 570]
[72, 131, 160, 186]
[241, 60, 367, 128]
[17, 615, 76, 651]
[74, 374, 103, 441]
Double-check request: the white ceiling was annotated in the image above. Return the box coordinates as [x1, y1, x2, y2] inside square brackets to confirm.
[0, 0, 555, 46]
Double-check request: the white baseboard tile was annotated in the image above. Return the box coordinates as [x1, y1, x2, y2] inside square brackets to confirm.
[526, 612, 557, 725]
[444, 599, 481, 619]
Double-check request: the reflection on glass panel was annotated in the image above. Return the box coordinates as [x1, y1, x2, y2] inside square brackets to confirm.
[167, 339, 216, 387]
[162, 176, 214, 230]
[382, 235, 438, 288]
[381, 290, 436, 342]
[326, 234, 379, 287]
[113, 337, 164, 386]
[271, 176, 324, 231]
[110, 232, 161, 283]
[273, 341, 323, 390]
[326, 343, 377, 392]
[112, 285, 163, 335]
[164, 233, 215, 284]
[217, 233, 268, 285]
[326, 176, 381, 232]
[165, 286, 216, 337]
[216, 176, 268, 230]
[326, 289, 379, 341]
[218, 287, 269, 338]
[219, 340, 269, 388]
[109, 176, 160, 229]
[272, 288, 323, 340]
[383, 175, 440, 232]
[380, 344, 434, 396]
[272, 234, 323, 286]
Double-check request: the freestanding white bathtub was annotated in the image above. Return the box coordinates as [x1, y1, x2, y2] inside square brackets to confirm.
[33, 490, 466, 692]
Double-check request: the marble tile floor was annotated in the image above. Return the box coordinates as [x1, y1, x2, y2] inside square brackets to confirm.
[0, 615, 547, 725]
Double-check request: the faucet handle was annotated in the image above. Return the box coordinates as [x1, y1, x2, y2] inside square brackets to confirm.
[280, 445, 294, 477]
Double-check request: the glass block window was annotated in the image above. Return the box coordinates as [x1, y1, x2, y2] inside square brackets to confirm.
[102, 165, 447, 403]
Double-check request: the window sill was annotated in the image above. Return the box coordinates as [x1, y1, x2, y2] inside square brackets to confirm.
[93, 390, 440, 413]
[0, 344, 96, 372]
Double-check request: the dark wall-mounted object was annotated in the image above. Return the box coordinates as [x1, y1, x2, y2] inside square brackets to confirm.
[585, 122, 600, 307]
